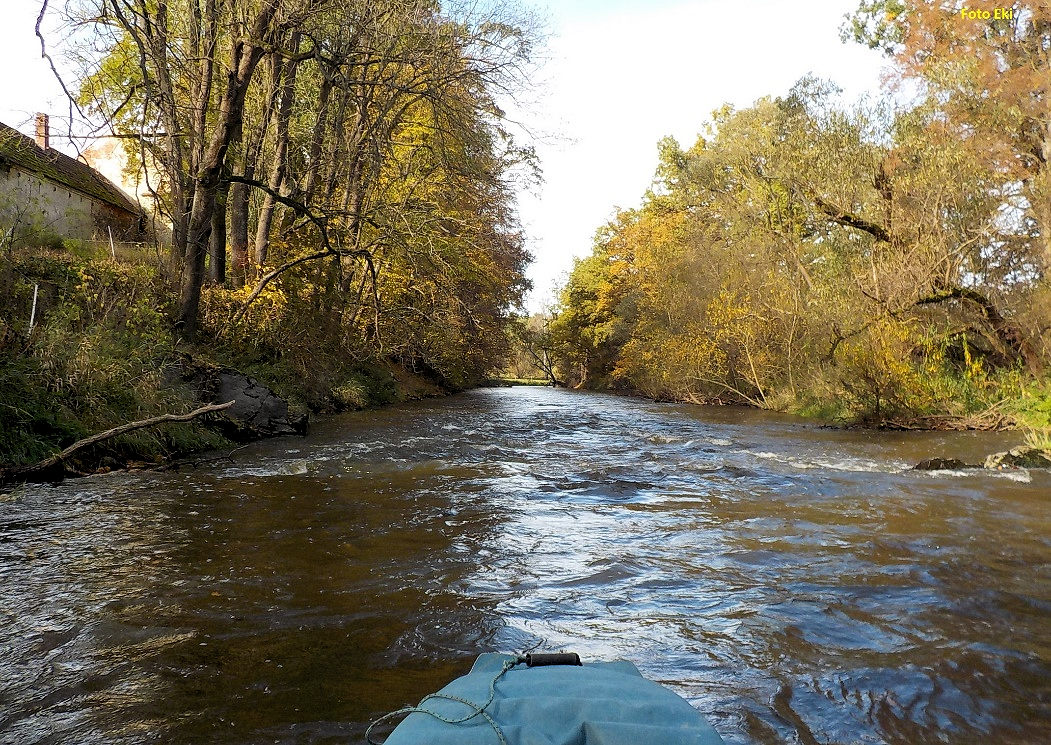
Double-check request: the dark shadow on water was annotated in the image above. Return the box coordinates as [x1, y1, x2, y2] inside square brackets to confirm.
[1, 432, 511, 743]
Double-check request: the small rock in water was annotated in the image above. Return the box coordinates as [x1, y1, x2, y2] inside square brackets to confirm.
[912, 458, 976, 471]
[983, 446, 1051, 470]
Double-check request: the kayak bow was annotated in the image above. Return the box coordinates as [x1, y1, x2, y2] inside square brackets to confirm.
[368, 652, 725, 745]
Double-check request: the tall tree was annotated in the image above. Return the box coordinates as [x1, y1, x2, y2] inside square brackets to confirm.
[845, 1, 1051, 264]
[71, 0, 537, 348]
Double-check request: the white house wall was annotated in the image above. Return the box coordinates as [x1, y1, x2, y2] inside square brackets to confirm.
[82, 137, 172, 246]
[0, 164, 138, 242]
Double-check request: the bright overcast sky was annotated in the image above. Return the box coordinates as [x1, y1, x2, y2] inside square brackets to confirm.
[0, 3, 70, 133]
[515, 0, 891, 310]
[0, 0, 890, 311]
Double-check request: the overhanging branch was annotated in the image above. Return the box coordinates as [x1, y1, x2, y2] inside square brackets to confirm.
[811, 194, 892, 244]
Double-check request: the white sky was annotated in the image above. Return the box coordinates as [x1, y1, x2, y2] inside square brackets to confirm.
[514, 0, 891, 310]
[0, 0, 890, 311]
[0, 3, 73, 135]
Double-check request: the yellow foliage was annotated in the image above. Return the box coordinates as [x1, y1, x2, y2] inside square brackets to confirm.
[201, 283, 290, 344]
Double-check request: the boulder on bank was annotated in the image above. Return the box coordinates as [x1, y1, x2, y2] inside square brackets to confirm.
[170, 359, 308, 439]
[983, 446, 1051, 470]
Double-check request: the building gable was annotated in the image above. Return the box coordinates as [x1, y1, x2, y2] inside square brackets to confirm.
[0, 121, 140, 216]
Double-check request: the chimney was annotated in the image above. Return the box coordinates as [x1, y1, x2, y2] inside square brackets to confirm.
[35, 113, 49, 150]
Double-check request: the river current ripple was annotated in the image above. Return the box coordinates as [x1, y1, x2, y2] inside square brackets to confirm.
[1, 386, 1049, 744]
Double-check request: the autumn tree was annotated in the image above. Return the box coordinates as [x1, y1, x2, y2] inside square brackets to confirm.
[845, 0, 1051, 355]
[55, 0, 538, 387]
[552, 69, 1047, 423]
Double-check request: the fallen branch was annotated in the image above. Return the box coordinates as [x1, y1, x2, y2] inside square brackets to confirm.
[2, 401, 235, 484]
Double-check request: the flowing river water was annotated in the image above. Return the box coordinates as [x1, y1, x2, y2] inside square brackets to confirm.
[1, 386, 1050, 744]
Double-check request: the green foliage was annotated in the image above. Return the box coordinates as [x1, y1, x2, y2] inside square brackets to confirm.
[1014, 383, 1051, 431]
[69, 0, 538, 338]
[1010, 381, 1051, 451]
[0, 354, 84, 466]
[346, 365, 400, 407]
[332, 380, 369, 410]
[551, 60, 1049, 428]
[502, 314, 562, 383]
[841, 0, 908, 51]
[0, 250, 228, 468]
[5, 0, 538, 471]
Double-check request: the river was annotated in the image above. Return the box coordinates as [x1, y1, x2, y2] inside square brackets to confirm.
[1, 386, 1049, 744]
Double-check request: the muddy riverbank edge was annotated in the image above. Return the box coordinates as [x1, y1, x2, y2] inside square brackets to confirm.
[0, 356, 450, 485]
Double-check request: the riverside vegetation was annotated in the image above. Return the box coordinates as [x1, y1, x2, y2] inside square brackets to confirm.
[518, 1, 1051, 450]
[1, 0, 536, 473]
[4, 1, 1050, 476]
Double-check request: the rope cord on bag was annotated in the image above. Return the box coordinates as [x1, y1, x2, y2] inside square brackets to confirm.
[364, 657, 521, 745]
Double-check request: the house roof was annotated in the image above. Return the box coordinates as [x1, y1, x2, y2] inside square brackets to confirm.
[0, 121, 140, 215]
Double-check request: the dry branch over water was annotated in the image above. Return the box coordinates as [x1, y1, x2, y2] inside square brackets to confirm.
[1, 401, 234, 483]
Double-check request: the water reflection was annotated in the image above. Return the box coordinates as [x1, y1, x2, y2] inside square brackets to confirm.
[2, 386, 1050, 744]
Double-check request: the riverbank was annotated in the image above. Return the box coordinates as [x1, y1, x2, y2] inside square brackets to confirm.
[557, 378, 1051, 466]
[483, 377, 553, 387]
[535, 51, 1050, 449]
[5, 241, 1046, 481]
[0, 346, 452, 482]
[0, 246, 459, 480]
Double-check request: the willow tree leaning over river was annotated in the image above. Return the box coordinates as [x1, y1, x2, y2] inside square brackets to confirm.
[545, 1, 1051, 432]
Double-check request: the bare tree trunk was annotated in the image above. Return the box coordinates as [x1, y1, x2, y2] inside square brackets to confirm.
[168, 174, 189, 263]
[283, 73, 332, 232]
[1042, 115, 1051, 267]
[320, 91, 351, 204]
[189, 0, 217, 277]
[228, 177, 251, 286]
[227, 51, 283, 286]
[254, 32, 302, 266]
[190, 0, 217, 174]
[209, 180, 228, 284]
[109, 0, 190, 263]
[181, 181, 216, 333]
[178, 2, 277, 335]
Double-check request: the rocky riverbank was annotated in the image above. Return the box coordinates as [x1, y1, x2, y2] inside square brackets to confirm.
[0, 350, 450, 485]
[913, 445, 1051, 473]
